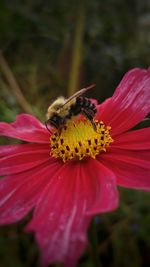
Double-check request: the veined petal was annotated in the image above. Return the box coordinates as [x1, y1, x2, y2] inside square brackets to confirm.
[97, 68, 150, 136]
[0, 160, 62, 224]
[100, 148, 150, 190]
[0, 143, 50, 175]
[26, 159, 118, 267]
[81, 159, 118, 215]
[0, 114, 49, 143]
[0, 143, 49, 158]
[111, 127, 150, 150]
[27, 161, 91, 267]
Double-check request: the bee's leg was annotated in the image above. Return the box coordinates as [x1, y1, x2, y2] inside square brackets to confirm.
[81, 109, 97, 131]
[45, 120, 56, 133]
[45, 120, 52, 133]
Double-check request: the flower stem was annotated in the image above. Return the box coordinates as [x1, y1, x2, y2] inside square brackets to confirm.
[89, 218, 103, 267]
[67, 5, 85, 96]
[0, 51, 33, 114]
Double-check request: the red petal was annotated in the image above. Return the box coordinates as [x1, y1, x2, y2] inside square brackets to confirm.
[0, 114, 49, 143]
[96, 68, 150, 136]
[0, 160, 62, 224]
[81, 159, 118, 215]
[26, 159, 118, 266]
[100, 148, 150, 190]
[0, 143, 50, 175]
[111, 127, 150, 150]
[27, 161, 91, 267]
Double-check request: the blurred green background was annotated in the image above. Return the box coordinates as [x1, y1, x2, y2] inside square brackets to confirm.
[0, 0, 150, 267]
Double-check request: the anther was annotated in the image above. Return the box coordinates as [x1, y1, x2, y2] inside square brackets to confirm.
[75, 147, 79, 153]
[78, 141, 82, 146]
[60, 139, 64, 145]
[50, 119, 113, 162]
[94, 139, 98, 144]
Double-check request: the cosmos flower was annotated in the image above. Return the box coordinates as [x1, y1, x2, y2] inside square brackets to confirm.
[0, 68, 150, 267]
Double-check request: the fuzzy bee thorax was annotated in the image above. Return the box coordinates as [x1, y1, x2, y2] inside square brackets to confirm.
[46, 97, 76, 119]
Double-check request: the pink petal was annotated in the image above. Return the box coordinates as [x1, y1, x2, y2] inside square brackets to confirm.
[0, 143, 48, 157]
[111, 127, 150, 150]
[100, 148, 150, 190]
[81, 159, 118, 215]
[27, 159, 118, 267]
[0, 114, 49, 143]
[0, 143, 50, 175]
[27, 161, 91, 267]
[0, 160, 62, 224]
[96, 68, 150, 136]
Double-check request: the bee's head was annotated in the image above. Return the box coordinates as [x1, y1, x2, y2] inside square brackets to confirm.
[46, 97, 66, 119]
[45, 114, 63, 132]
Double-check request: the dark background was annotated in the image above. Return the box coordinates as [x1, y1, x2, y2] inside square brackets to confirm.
[0, 0, 150, 266]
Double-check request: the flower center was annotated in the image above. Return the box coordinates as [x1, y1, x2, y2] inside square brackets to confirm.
[50, 119, 113, 162]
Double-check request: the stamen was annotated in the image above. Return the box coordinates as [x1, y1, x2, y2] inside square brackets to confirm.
[50, 119, 113, 162]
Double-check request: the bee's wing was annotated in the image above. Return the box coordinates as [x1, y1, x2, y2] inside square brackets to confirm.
[62, 84, 96, 107]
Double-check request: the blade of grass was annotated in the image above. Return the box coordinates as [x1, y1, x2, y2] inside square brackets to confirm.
[67, 5, 85, 96]
[0, 51, 33, 114]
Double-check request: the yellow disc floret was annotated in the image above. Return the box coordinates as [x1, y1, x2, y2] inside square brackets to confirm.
[50, 119, 113, 162]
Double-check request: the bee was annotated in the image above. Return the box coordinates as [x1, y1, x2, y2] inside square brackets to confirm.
[45, 84, 97, 132]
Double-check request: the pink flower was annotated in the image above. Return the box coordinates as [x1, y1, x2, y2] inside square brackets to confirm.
[0, 68, 150, 267]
